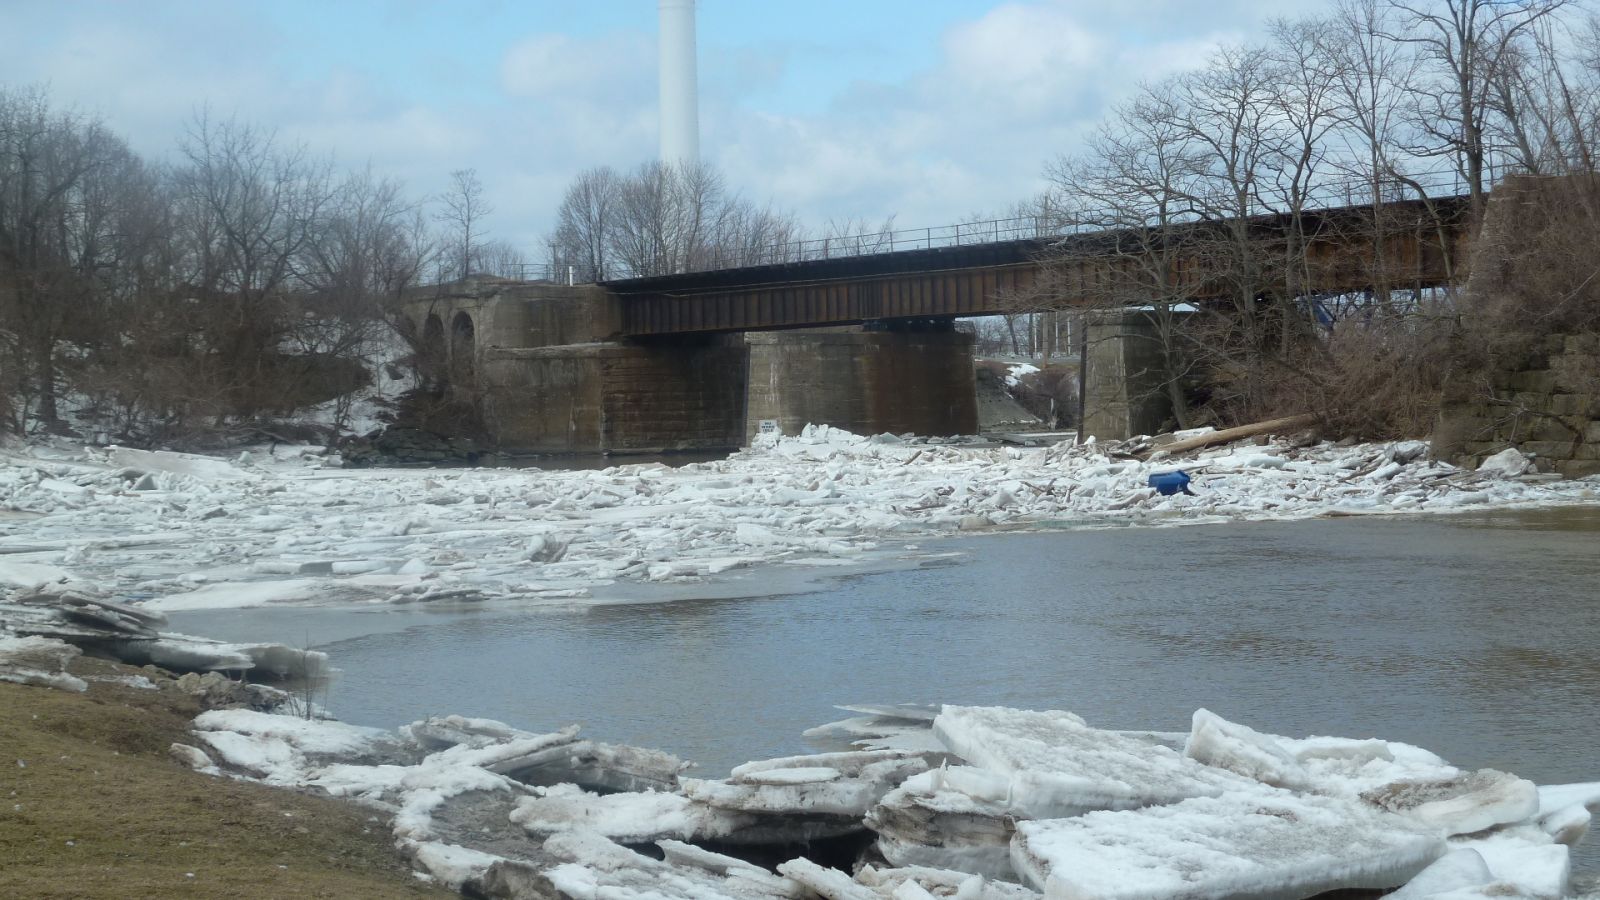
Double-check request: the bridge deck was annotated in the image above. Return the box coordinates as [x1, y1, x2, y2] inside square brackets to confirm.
[602, 195, 1471, 337]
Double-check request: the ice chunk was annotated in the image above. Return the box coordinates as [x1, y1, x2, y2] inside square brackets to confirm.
[1538, 782, 1600, 814]
[731, 748, 929, 780]
[867, 767, 1022, 880]
[496, 738, 689, 794]
[685, 751, 929, 818]
[192, 709, 388, 758]
[1281, 735, 1465, 798]
[1184, 708, 1309, 789]
[1288, 736, 1395, 765]
[684, 767, 908, 817]
[1478, 448, 1533, 477]
[142, 578, 321, 612]
[510, 785, 753, 843]
[0, 635, 86, 692]
[1452, 825, 1572, 899]
[1537, 804, 1590, 846]
[1387, 849, 1494, 899]
[739, 766, 842, 785]
[196, 730, 297, 778]
[0, 559, 72, 589]
[406, 840, 503, 891]
[857, 865, 1041, 899]
[1361, 769, 1540, 836]
[777, 858, 880, 900]
[544, 830, 802, 899]
[656, 840, 802, 896]
[804, 705, 947, 754]
[1011, 790, 1446, 900]
[117, 634, 254, 672]
[110, 447, 253, 481]
[403, 714, 552, 751]
[168, 743, 217, 773]
[933, 705, 1248, 813]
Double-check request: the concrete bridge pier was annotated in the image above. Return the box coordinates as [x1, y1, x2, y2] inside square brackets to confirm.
[744, 326, 979, 441]
[480, 336, 747, 454]
[1079, 311, 1174, 441]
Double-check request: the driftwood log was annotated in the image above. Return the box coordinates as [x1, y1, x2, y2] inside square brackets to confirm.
[1143, 414, 1316, 459]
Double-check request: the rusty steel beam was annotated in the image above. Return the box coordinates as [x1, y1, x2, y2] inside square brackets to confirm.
[604, 195, 1473, 337]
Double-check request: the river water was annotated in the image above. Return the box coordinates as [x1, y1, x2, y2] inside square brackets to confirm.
[172, 507, 1600, 867]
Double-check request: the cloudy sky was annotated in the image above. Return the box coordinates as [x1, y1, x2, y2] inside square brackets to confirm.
[2, 0, 1320, 252]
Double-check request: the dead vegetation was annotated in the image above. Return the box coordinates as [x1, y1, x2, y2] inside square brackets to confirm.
[0, 657, 448, 899]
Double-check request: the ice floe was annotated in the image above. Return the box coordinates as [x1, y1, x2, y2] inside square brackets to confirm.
[0, 634, 86, 691]
[1, 427, 1596, 613]
[157, 693, 1598, 898]
[1010, 790, 1447, 899]
[0, 583, 328, 680]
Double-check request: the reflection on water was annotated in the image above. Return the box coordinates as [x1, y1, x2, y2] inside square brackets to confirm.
[172, 507, 1600, 868]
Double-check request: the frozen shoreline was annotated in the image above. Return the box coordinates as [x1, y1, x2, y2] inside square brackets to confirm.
[160, 687, 1600, 898]
[2, 427, 1597, 614]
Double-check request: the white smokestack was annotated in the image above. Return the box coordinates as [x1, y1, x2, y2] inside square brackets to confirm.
[658, 0, 700, 167]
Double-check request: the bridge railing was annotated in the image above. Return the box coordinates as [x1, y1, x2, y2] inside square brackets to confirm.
[544, 162, 1518, 285]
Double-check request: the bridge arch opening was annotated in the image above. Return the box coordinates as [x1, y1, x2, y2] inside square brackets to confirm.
[450, 311, 476, 387]
[421, 314, 446, 390]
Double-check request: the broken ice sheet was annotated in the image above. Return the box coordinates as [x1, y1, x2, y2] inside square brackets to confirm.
[542, 830, 802, 899]
[933, 705, 1251, 814]
[1361, 769, 1540, 836]
[510, 785, 757, 844]
[1184, 708, 1311, 790]
[866, 766, 1024, 880]
[1010, 789, 1446, 900]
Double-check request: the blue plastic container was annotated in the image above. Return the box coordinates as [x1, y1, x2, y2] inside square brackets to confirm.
[1147, 470, 1192, 496]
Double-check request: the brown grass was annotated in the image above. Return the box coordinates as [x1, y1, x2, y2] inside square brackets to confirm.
[0, 657, 450, 899]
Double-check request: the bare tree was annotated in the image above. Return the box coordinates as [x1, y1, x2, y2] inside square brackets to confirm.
[476, 239, 527, 279]
[548, 165, 619, 281]
[172, 111, 337, 422]
[435, 167, 491, 280]
[1385, 0, 1570, 219]
[0, 87, 136, 429]
[1323, 0, 1427, 306]
[1266, 16, 1344, 327]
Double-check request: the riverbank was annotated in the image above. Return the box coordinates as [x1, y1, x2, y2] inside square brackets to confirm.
[16, 655, 1591, 899]
[0, 655, 449, 899]
[3, 620, 1597, 897]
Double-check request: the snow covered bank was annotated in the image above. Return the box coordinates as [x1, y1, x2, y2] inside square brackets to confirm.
[180, 698, 1600, 898]
[0, 427, 1596, 613]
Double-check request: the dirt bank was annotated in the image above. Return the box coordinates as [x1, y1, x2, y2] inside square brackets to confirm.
[0, 656, 449, 899]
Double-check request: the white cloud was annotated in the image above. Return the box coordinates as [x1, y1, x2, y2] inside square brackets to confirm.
[0, 0, 1318, 253]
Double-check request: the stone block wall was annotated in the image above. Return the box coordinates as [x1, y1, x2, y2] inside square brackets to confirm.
[1435, 333, 1600, 478]
[1432, 174, 1600, 478]
[480, 346, 606, 453]
[598, 337, 747, 452]
[744, 330, 978, 441]
[479, 338, 746, 454]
